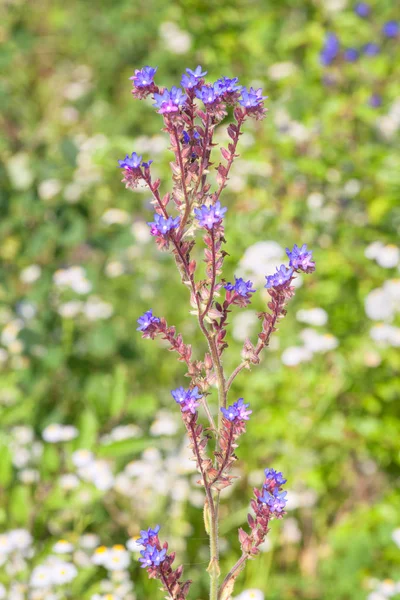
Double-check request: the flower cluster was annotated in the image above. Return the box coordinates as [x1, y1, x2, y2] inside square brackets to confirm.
[171, 386, 203, 414]
[265, 244, 315, 291]
[136, 309, 160, 333]
[221, 398, 252, 423]
[224, 276, 256, 306]
[147, 213, 180, 237]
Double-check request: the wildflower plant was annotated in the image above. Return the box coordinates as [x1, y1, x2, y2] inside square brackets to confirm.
[119, 65, 315, 600]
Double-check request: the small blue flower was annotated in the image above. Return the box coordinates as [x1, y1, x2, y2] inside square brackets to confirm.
[221, 398, 252, 422]
[382, 20, 399, 38]
[194, 202, 227, 229]
[264, 468, 287, 486]
[137, 310, 160, 332]
[171, 387, 188, 404]
[265, 265, 293, 290]
[153, 87, 187, 114]
[354, 2, 370, 17]
[239, 87, 266, 108]
[286, 243, 315, 273]
[217, 77, 242, 94]
[369, 93, 382, 108]
[130, 66, 157, 88]
[139, 545, 167, 568]
[195, 83, 223, 105]
[320, 32, 340, 66]
[344, 48, 359, 62]
[147, 214, 180, 237]
[259, 488, 288, 513]
[181, 65, 207, 89]
[118, 152, 143, 170]
[224, 276, 256, 297]
[171, 386, 202, 414]
[137, 525, 160, 546]
[363, 42, 380, 56]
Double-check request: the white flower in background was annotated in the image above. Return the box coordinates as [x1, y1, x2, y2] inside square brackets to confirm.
[52, 561, 78, 585]
[307, 192, 324, 210]
[370, 324, 400, 347]
[282, 518, 302, 543]
[79, 533, 100, 549]
[9, 529, 32, 551]
[384, 279, 400, 301]
[367, 593, 386, 600]
[58, 300, 83, 319]
[101, 424, 141, 443]
[105, 261, 125, 278]
[103, 545, 130, 571]
[101, 209, 130, 226]
[365, 241, 385, 260]
[92, 545, 111, 566]
[296, 308, 328, 326]
[281, 346, 312, 366]
[12, 426, 34, 445]
[18, 468, 39, 484]
[392, 528, 400, 548]
[12, 447, 31, 468]
[343, 179, 361, 197]
[126, 537, 141, 553]
[38, 179, 62, 201]
[83, 297, 114, 321]
[42, 424, 78, 443]
[72, 449, 94, 468]
[78, 459, 114, 491]
[20, 264, 41, 284]
[0, 534, 13, 554]
[159, 22, 191, 54]
[232, 311, 258, 342]
[53, 266, 92, 294]
[1, 319, 23, 347]
[234, 589, 264, 600]
[365, 288, 394, 321]
[268, 61, 297, 80]
[300, 329, 339, 353]
[59, 473, 80, 490]
[240, 241, 284, 284]
[91, 595, 122, 600]
[30, 565, 53, 588]
[53, 540, 74, 554]
[64, 182, 83, 203]
[6, 153, 34, 190]
[376, 245, 399, 269]
[16, 300, 37, 320]
[150, 410, 179, 436]
[0, 583, 5, 599]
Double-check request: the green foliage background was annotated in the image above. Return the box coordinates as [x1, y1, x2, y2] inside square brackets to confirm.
[0, 0, 399, 598]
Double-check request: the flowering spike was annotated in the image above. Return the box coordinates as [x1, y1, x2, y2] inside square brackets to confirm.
[286, 243, 316, 273]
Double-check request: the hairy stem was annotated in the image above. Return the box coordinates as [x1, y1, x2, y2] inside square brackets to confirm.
[218, 554, 248, 600]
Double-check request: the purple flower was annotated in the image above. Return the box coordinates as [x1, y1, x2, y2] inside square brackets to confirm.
[137, 310, 160, 332]
[195, 83, 223, 105]
[239, 87, 266, 108]
[264, 468, 287, 487]
[354, 2, 370, 17]
[320, 32, 340, 66]
[118, 152, 143, 170]
[363, 42, 380, 56]
[171, 386, 202, 414]
[139, 545, 167, 568]
[153, 87, 187, 114]
[369, 93, 382, 108]
[264, 265, 293, 290]
[221, 398, 252, 422]
[147, 213, 180, 237]
[194, 202, 227, 229]
[344, 48, 359, 62]
[130, 66, 157, 88]
[137, 525, 160, 546]
[286, 243, 316, 273]
[181, 65, 207, 89]
[382, 21, 399, 38]
[259, 488, 288, 513]
[224, 276, 256, 298]
[217, 77, 242, 94]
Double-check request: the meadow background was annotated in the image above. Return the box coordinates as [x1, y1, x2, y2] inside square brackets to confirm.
[1, 0, 400, 598]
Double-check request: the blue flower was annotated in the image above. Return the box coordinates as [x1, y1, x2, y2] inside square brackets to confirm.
[259, 488, 288, 513]
[137, 525, 160, 546]
[194, 202, 227, 229]
[363, 42, 380, 56]
[181, 65, 207, 89]
[239, 87, 266, 108]
[195, 83, 223, 105]
[286, 243, 316, 273]
[344, 48, 359, 62]
[320, 32, 340, 66]
[369, 93, 382, 108]
[147, 214, 180, 237]
[354, 2, 370, 17]
[139, 545, 167, 568]
[137, 310, 160, 332]
[264, 265, 293, 290]
[130, 66, 157, 88]
[153, 87, 187, 114]
[171, 386, 188, 404]
[171, 386, 202, 414]
[224, 276, 256, 298]
[221, 398, 252, 422]
[217, 77, 242, 94]
[118, 152, 143, 170]
[264, 468, 287, 486]
[382, 21, 399, 38]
